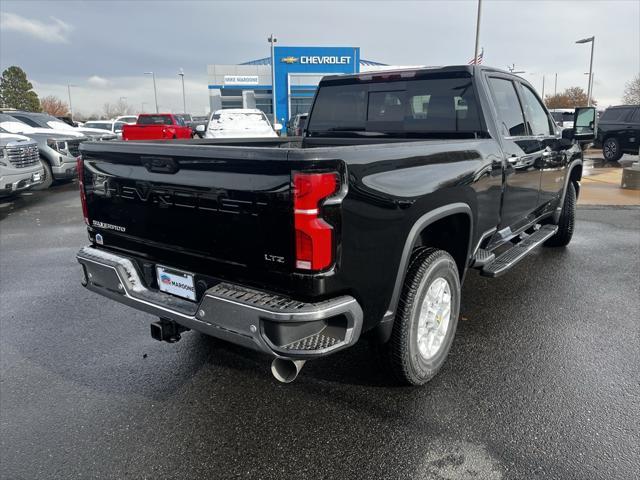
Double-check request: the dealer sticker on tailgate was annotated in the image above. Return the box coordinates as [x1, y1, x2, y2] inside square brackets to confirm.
[156, 265, 196, 301]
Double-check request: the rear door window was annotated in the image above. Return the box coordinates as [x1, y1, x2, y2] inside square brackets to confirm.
[487, 77, 527, 136]
[629, 107, 640, 123]
[520, 85, 553, 135]
[601, 108, 631, 122]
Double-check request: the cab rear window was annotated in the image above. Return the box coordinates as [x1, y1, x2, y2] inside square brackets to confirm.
[307, 74, 483, 136]
[137, 115, 174, 125]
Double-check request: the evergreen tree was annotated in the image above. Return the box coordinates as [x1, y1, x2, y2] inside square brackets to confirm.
[0, 66, 41, 112]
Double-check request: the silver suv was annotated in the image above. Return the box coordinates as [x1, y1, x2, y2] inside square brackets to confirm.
[0, 132, 45, 197]
[0, 114, 83, 189]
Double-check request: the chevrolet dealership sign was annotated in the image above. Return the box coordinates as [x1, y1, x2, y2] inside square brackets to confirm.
[273, 46, 360, 125]
[282, 56, 352, 65]
[301, 56, 352, 65]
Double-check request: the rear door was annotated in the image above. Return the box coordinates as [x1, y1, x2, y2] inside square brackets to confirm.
[623, 107, 640, 152]
[516, 82, 567, 212]
[486, 75, 542, 232]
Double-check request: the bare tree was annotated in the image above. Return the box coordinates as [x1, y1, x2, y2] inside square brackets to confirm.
[545, 86, 596, 109]
[622, 74, 640, 104]
[40, 95, 69, 116]
[102, 99, 133, 119]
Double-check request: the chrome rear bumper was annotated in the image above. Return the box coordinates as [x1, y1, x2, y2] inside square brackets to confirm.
[76, 246, 363, 358]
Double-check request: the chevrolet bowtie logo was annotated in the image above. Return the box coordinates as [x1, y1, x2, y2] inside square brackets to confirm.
[280, 56, 299, 64]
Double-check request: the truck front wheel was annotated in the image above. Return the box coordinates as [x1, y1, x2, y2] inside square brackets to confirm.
[384, 248, 461, 386]
[32, 158, 53, 190]
[544, 181, 576, 247]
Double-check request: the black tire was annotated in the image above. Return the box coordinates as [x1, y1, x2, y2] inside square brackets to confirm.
[603, 137, 623, 162]
[545, 181, 576, 247]
[31, 158, 53, 190]
[383, 248, 461, 386]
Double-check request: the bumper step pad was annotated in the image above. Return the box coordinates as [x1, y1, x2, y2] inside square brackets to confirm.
[282, 331, 341, 351]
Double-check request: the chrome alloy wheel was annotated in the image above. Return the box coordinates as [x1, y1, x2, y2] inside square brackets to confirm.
[416, 277, 452, 360]
[604, 138, 617, 160]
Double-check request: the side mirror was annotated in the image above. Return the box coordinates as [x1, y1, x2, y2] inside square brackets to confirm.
[273, 123, 283, 132]
[573, 107, 596, 141]
[195, 124, 205, 133]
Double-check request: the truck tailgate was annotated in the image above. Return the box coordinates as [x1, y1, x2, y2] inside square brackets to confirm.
[122, 125, 173, 140]
[80, 141, 295, 278]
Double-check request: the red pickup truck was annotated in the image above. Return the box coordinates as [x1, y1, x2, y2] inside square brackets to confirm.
[122, 114, 193, 141]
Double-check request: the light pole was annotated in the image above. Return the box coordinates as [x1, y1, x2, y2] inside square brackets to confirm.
[67, 84, 77, 120]
[575, 36, 595, 106]
[473, 0, 482, 64]
[585, 72, 595, 101]
[178, 68, 186, 114]
[268, 34, 277, 124]
[144, 71, 159, 113]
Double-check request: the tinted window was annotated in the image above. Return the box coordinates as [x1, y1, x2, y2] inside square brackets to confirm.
[630, 108, 640, 123]
[138, 115, 173, 125]
[488, 78, 526, 136]
[309, 83, 366, 130]
[11, 115, 40, 128]
[521, 85, 552, 135]
[84, 122, 108, 129]
[307, 75, 483, 136]
[601, 108, 632, 122]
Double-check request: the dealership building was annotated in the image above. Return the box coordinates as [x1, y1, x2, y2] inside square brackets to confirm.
[207, 46, 402, 125]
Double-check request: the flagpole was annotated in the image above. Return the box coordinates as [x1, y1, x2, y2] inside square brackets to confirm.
[473, 0, 482, 64]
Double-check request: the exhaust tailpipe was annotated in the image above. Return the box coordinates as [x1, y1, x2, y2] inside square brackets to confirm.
[271, 358, 306, 383]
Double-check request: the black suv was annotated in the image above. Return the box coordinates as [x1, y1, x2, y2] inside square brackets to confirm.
[595, 105, 640, 161]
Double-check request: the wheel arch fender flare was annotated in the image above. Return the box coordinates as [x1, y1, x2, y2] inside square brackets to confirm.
[375, 203, 473, 343]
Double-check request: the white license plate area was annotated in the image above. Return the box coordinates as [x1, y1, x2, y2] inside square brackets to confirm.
[156, 265, 196, 301]
[32, 172, 41, 182]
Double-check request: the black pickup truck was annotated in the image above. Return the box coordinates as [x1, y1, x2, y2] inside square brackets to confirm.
[76, 65, 596, 385]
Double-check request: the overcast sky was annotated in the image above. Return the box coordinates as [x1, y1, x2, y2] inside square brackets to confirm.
[1, 0, 638, 116]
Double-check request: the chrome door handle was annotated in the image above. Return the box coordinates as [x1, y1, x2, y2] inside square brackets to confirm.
[507, 155, 521, 164]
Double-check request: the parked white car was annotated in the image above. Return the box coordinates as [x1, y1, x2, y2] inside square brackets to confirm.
[84, 120, 127, 138]
[0, 114, 86, 139]
[7, 111, 116, 140]
[197, 109, 282, 139]
[114, 115, 138, 125]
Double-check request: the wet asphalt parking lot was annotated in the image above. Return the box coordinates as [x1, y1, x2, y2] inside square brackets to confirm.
[1, 182, 638, 480]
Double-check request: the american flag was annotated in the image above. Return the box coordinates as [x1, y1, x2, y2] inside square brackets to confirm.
[468, 48, 484, 65]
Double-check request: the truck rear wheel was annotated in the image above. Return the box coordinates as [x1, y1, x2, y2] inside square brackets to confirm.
[384, 248, 460, 386]
[603, 137, 623, 162]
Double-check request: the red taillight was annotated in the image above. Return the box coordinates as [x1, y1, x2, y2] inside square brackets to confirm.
[77, 156, 89, 225]
[293, 172, 338, 271]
